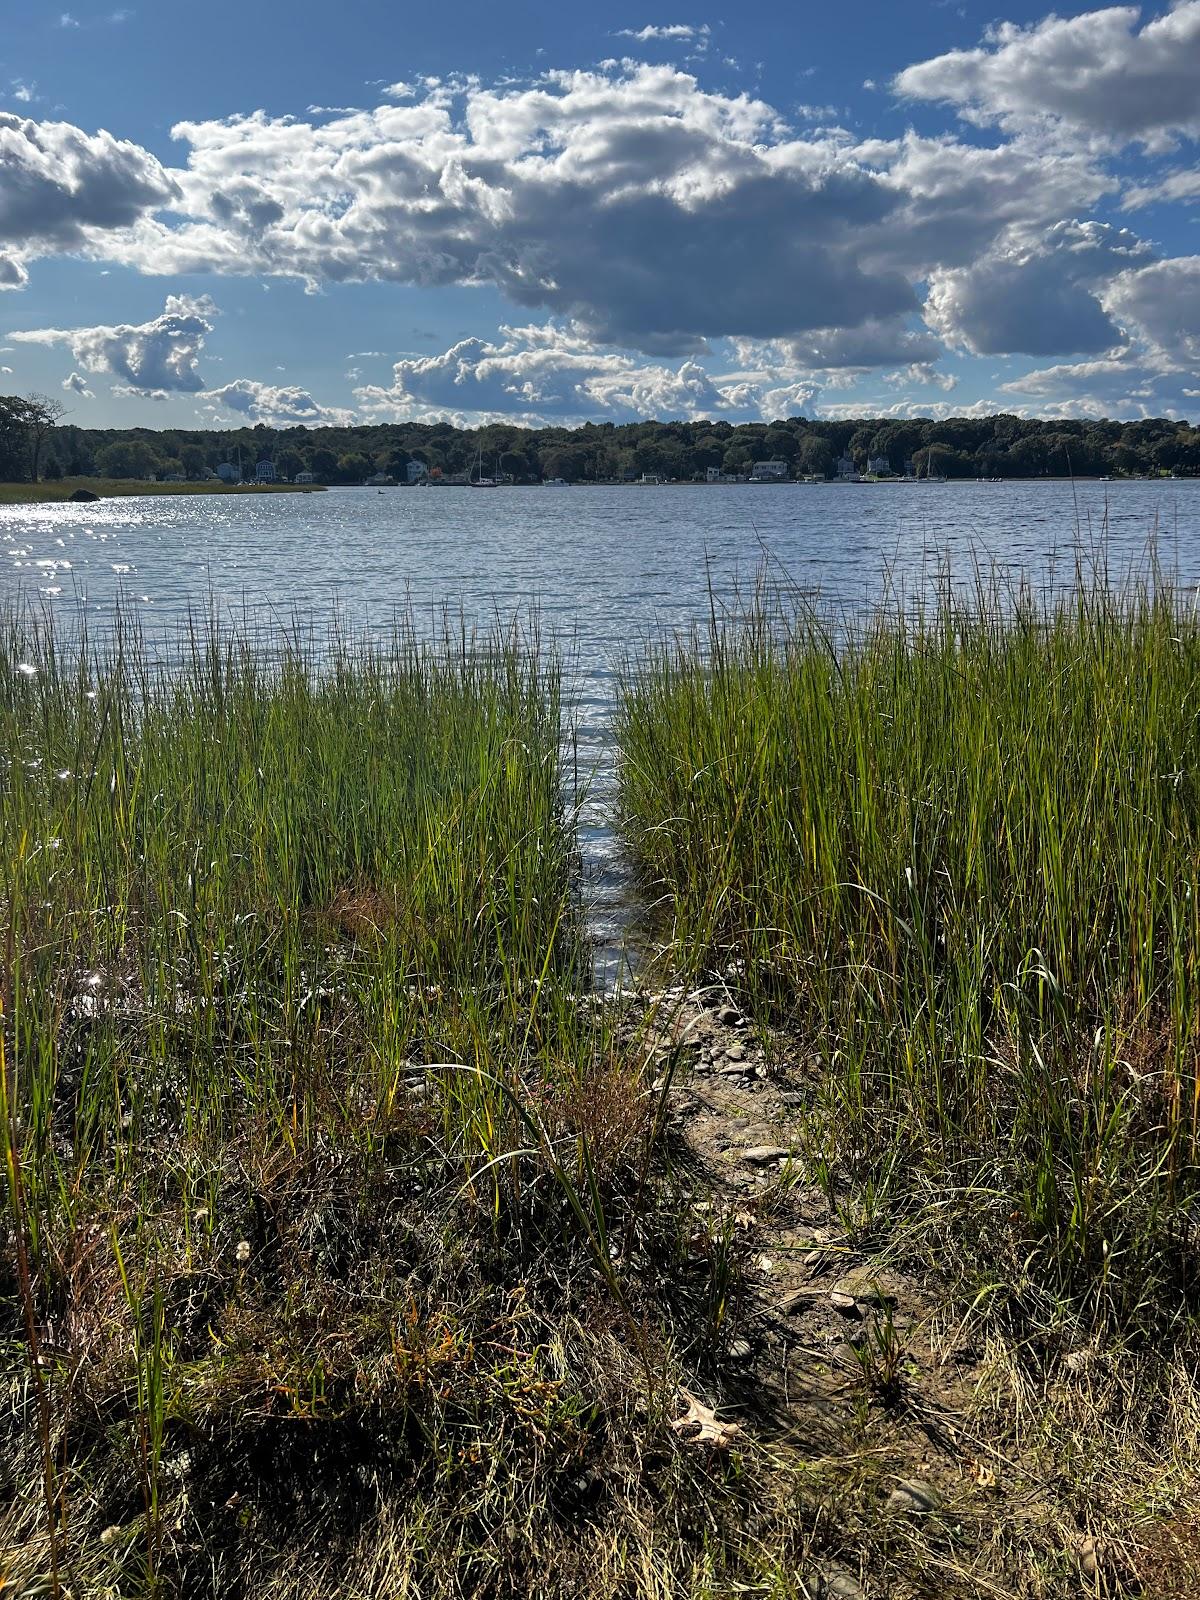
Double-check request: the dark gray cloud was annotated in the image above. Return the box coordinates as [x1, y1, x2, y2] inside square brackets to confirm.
[926, 221, 1152, 356]
[0, 111, 177, 269]
[109, 70, 924, 354]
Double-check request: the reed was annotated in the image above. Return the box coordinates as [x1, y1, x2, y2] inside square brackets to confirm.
[618, 564, 1200, 1340]
[0, 603, 731, 1598]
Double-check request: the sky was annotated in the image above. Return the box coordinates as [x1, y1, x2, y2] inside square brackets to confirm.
[0, 0, 1197, 430]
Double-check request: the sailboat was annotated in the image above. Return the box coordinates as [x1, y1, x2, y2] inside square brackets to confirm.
[469, 444, 498, 488]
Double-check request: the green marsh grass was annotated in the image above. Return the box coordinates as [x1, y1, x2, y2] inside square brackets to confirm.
[0, 604, 772, 1598]
[618, 567, 1200, 1343]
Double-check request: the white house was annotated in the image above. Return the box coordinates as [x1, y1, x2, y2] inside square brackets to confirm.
[866, 454, 892, 476]
[294, 471, 315, 484]
[406, 460, 429, 484]
[750, 459, 789, 481]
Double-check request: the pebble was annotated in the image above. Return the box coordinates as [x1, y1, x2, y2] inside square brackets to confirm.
[725, 1041, 747, 1061]
[886, 1478, 939, 1516]
[727, 1337, 753, 1360]
[742, 1145, 789, 1165]
[829, 1290, 859, 1314]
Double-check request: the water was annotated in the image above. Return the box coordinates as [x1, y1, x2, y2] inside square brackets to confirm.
[3, 480, 1198, 976]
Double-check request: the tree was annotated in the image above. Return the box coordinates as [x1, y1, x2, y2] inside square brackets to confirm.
[310, 447, 339, 481]
[0, 397, 30, 481]
[95, 439, 164, 480]
[795, 435, 834, 478]
[24, 393, 67, 481]
[180, 444, 208, 480]
[336, 451, 372, 483]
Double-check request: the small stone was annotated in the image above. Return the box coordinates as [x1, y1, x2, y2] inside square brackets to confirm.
[727, 1337, 753, 1360]
[829, 1291, 859, 1314]
[742, 1145, 789, 1165]
[817, 1565, 865, 1600]
[886, 1478, 938, 1516]
[725, 1041, 747, 1061]
[718, 1060, 753, 1076]
[1077, 1535, 1099, 1578]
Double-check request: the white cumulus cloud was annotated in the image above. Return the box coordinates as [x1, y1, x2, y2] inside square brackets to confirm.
[11, 294, 216, 397]
[895, 2, 1200, 149]
[202, 378, 355, 426]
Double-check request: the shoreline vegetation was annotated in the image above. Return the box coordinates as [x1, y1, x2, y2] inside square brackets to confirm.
[3, 568, 1200, 1596]
[0, 478, 323, 505]
[3, 389, 1199, 488]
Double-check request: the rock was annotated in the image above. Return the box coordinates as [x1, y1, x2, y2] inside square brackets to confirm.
[725, 1041, 747, 1061]
[828, 1291, 860, 1315]
[742, 1145, 789, 1165]
[1077, 1535, 1099, 1578]
[727, 1337, 753, 1360]
[817, 1565, 865, 1600]
[719, 1005, 742, 1026]
[68, 487, 101, 502]
[718, 1060, 753, 1076]
[886, 1478, 938, 1516]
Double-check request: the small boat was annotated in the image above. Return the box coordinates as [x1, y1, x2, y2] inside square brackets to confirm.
[543, 477, 569, 487]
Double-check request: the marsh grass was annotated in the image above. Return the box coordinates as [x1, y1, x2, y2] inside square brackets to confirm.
[617, 564, 1200, 1344]
[0, 479, 318, 503]
[0, 604, 783, 1598]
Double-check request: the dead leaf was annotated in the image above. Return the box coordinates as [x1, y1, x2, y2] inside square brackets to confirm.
[670, 1388, 742, 1450]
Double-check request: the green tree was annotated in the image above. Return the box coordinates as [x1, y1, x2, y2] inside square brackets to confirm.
[795, 435, 834, 478]
[336, 451, 372, 483]
[180, 445, 207, 480]
[95, 439, 164, 479]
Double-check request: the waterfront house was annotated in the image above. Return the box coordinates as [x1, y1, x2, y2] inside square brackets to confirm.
[836, 454, 859, 480]
[294, 471, 315, 484]
[255, 460, 277, 483]
[406, 460, 428, 483]
[750, 459, 789, 481]
[866, 454, 892, 476]
[216, 462, 240, 483]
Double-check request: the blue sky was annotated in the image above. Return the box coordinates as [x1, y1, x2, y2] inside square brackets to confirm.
[1, 0, 1197, 428]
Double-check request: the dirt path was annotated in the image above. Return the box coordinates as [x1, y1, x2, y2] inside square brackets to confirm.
[638, 985, 1090, 1600]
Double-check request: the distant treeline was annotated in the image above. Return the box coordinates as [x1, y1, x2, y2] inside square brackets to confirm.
[3, 395, 1199, 483]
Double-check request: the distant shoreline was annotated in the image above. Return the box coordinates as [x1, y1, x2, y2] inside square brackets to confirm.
[0, 478, 326, 505]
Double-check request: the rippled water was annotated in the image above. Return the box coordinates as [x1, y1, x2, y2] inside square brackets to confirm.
[3, 480, 1198, 975]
